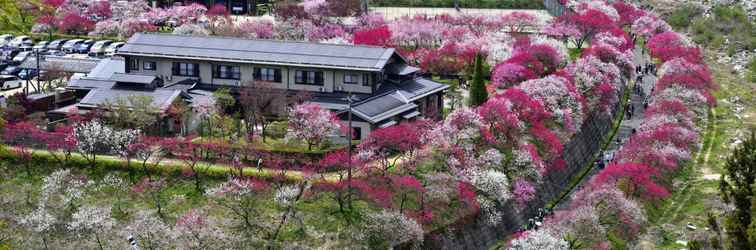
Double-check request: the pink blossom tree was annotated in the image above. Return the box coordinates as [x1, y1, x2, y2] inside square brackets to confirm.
[358, 121, 429, 175]
[58, 13, 94, 35]
[500, 11, 539, 34]
[285, 103, 341, 150]
[589, 163, 670, 201]
[353, 25, 392, 47]
[544, 7, 617, 49]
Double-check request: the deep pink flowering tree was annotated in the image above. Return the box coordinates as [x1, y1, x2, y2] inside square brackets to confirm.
[500, 11, 539, 34]
[58, 13, 94, 35]
[641, 99, 696, 132]
[491, 63, 535, 89]
[611, 1, 646, 27]
[646, 31, 701, 63]
[589, 162, 670, 201]
[616, 124, 698, 173]
[84, 0, 112, 22]
[353, 25, 392, 46]
[656, 58, 715, 93]
[358, 121, 430, 174]
[285, 103, 342, 150]
[544, 7, 617, 49]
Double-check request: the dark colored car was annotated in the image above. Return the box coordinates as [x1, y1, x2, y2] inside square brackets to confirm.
[0, 66, 21, 76]
[74, 40, 95, 54]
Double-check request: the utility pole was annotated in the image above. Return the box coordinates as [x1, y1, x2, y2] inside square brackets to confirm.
[343, 93, 358, 209]
[361, 0, 369, 14]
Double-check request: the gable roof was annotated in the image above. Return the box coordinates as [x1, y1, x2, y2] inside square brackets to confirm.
[78, 88, 185, 111]
[118, 33, 399, 71]
[110, 73, 158, 85]
[20, 56, 101, 73]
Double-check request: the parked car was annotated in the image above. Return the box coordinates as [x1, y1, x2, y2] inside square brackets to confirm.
[61, 39, 84, 53]
[0, 34, 13, 47]
[0, 61, 8, 71]
[18, 43, 34, 52]
[104, 42, 125, 56]
[32, 41, 49, 53]
[73, 39, 94, 54]
[0, 75, 22, 90]
[8, 36, 32, 48]
[18, 68, 39, 80]
[88, 40, 112, 56]
[12, 51, 31, 65]
[46, 39, 68, 52]
[0, 66, 21, 76]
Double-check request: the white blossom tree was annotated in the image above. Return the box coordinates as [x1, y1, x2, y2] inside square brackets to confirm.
[363, 209, 424, 248]
[67, 204, 115, 250]
[73, 120, 139, 168]
[122, 210, 177, 250]
[508, 229, 569, 250]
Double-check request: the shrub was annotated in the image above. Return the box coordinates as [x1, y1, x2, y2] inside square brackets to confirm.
[667, 4, 703, 30]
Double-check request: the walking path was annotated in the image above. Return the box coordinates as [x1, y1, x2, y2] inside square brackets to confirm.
[553, 45, 656, 209]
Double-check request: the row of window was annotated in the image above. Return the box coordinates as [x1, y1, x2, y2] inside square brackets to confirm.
[129, 58, 370, 86]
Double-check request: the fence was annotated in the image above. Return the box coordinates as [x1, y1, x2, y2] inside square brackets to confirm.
[411, 82, 627, 250]
[543, 0, 567, 17]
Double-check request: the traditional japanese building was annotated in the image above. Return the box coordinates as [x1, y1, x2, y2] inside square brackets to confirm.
[57, 33, 448, 140]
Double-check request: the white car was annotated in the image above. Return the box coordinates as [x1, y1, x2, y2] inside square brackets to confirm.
[8, 36, 32, 48]
[104, 42, 125, 56]
[12, 51, 31, 64]
[61, 39, 84, 53]
[88, 40, 112, 56]
[0, 75, 22, 90]
[0, 34, 13, 47]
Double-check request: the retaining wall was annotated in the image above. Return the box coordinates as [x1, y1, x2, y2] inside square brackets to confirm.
[415, 84, 625, 250]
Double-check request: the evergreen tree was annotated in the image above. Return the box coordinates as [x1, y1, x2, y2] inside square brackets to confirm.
[719, 130, 756, 250]
[468, 53, 488, 107]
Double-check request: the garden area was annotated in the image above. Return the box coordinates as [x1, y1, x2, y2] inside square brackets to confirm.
[0, 0, 744, 249]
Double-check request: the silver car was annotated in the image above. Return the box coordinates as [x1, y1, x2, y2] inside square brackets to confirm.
[8, 36, 32, 48]
[61, 39, 84, 53]
[104, 42, 125, 56]
[88, 40, 113, 56]
[0, 34, 13, 47]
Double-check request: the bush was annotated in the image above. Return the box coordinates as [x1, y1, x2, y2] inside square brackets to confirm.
[748, 57, 756, 83]
[667, 4, 703, 30]
[267, 121, 289, 139]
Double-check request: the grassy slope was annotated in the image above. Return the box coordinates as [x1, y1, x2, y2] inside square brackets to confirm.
[640, 52, 756, 249]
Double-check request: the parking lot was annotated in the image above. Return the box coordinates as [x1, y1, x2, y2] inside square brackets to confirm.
[0, 34, 124, 97]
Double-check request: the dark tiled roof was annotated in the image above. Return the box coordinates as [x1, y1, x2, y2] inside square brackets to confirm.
[385, 63, 420, 75]
[118, 33, 397, 71]
[351, 92, 417, 123]
[87, 58, 125, 79]
[20, 56, 100, 73]
[78, 88, 184, 111]
[67, 78, 116, 90]
[109, 73, 157, 84]
[377, 77, 449, 101]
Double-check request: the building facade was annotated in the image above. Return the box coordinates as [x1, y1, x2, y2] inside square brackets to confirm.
[114, 33, 447, 140]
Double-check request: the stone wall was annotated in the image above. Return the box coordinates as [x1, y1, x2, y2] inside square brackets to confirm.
[411, 85, 625, 250]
